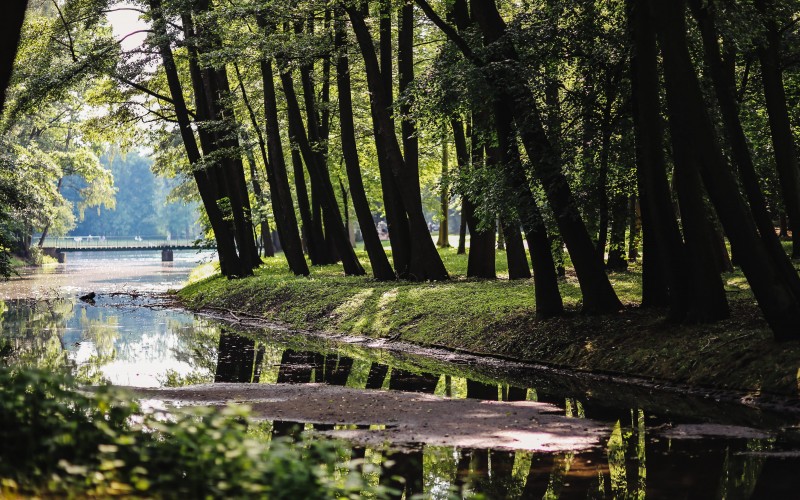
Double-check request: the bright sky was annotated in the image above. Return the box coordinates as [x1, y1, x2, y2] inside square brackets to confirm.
[106, 2, 148, 52]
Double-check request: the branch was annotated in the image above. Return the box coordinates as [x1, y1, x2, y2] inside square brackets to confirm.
[114, 75, 196, 119]
[52, 0, 78, 62]
[413, 0, 482, 66]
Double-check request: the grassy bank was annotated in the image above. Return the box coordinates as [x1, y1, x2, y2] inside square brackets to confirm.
[178, 246, 800, 398]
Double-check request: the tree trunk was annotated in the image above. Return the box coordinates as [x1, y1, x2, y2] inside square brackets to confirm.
[469, 0, 618, 313]
[233, 64, 274, 258]
[334, 8, 395, 280]
[256, 15, 309, 276]
[654, 0, 800, 339]
[279, 66, 364, 276]
[689, 0, 800, 297]
[492, 93, 561, 315]
[347, 6, 449, 281]
[276, 44, 327, 263]
[754, 0, 800, 259]
[184, 5, 259, 274]
[626, 0, 688, 315]
[627, 194, 640, 262]
[496, 222, 505, 250]
[606, 193, 629, 271]
[0, 0, 27, 113]
[595, 97, 613, 260]
[457, 211, 467, 254]
[149, 2, 239, 277]
[465, 117, 496, 279]
[452, 119, 469, 256]
[297, 19, 337, 265]
[437, 135, 450, 248]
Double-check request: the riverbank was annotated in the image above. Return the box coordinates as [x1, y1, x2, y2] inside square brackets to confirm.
[178, 249, 800, 399]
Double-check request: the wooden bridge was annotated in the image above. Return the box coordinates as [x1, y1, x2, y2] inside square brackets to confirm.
[39, 237, 214, 262]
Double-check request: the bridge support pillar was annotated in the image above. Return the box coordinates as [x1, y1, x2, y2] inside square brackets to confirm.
[56, 252, 66, 263]
[161, 248, 174, 262]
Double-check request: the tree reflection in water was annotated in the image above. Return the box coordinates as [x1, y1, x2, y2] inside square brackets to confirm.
[4, 307, 798, 498]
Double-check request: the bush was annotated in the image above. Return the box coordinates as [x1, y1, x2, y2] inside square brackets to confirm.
[0, 368, 384, 498]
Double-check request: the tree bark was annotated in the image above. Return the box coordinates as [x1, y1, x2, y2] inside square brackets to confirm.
[184, 5, 259, 274]
[606, 193, 629, 271]
[654, 0, 800, 339]
[233, 64, 274, 258]
[754, 0, 800, 259]
[688, 0, 800, 298]
[466, 114, 497, 279]
[280, 66, 329, 265]
[149, 0, 240, 277]
[335, 8, 395, 280]
[256, 15, 309, 276]
[279, 67, 364, 276]
[347, 6, 449, 281]
[626, 0, 688, 316]
[0, 0, 27, 113]
[437, 135, 450, 248]
[468, 0, 619, 313]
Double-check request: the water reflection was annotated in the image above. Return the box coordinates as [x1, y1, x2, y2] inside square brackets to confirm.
[3, 294, 800, 497]
[0, 297, 217, 386]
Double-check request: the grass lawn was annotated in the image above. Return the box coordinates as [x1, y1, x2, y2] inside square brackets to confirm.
[179, 242, 800, 398]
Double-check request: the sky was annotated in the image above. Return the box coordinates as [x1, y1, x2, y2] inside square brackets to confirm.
[105, 2, 148, 52]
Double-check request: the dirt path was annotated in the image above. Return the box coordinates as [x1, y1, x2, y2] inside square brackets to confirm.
[132, 383, 609, 452]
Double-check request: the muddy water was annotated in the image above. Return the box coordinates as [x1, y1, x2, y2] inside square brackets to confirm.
[2, 252, 800, 498]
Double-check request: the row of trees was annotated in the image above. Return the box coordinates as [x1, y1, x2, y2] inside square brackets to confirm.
[4, 0, 800, 340]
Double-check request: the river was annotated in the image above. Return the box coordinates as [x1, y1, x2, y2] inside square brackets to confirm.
[2, 251, 799, 498]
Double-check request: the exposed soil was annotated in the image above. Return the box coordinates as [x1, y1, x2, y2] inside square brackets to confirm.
[132, 382, 609, 452]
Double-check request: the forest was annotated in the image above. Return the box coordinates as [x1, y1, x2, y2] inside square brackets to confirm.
[2, 0, 800, 337]
[5, 1, 800, 497]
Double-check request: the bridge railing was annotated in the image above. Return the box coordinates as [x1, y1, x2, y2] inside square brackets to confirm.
[39, 236, 208, 250]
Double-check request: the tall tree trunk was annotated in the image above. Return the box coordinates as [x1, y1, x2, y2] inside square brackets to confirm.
[457, 210, 467, 254]
[256, 15, 309, 276]
[595, 97, 613, 259]
[496, 222, 505, 250]
[184, 5, 259, 274]
[334, 8, 395, 280]
[754, 0, 800, 259]
[627, 194, 640, 261]
[606, 193, 629, 271]
[467, 0, 617, 313]
[352, 6, 411, 275]
[398, 0, 420, 197]
[493, 95, 562, 315]
[465, 117, 496, 279]
[279, 67, 364, 276]
[654, 0, 800, 339]
[280, 67, 328, 264]
[688, 0, 800, 298]
[437, 135, 450, 248]
[233, 64, 274, 258]
[297, 19, 336, 264]
[0, 0, 27, 113]
[347, 6, 449, 281]
[452, 119, 469, 255]
[626, 0, 688, 316]
[149, 2, 239, 277]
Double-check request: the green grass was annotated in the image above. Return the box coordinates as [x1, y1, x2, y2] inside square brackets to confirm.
[179, 245, 800, 397]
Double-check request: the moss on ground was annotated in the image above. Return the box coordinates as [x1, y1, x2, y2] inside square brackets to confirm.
[178, 247, 800, 398]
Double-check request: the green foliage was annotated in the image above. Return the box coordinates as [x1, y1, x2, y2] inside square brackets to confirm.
[69, 151, 201, 238]
[0, 367, 385, 498]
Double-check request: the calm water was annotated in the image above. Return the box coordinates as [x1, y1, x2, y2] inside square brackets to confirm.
[2, 252, 799, 498]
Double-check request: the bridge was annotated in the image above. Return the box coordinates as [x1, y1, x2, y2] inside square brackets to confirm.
[38, 236, 215, 262]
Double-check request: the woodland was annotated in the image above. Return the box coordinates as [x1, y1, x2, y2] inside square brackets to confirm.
[2, 0, 800, 343]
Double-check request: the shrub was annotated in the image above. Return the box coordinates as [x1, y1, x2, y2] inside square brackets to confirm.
[0, 368, 384, 498]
